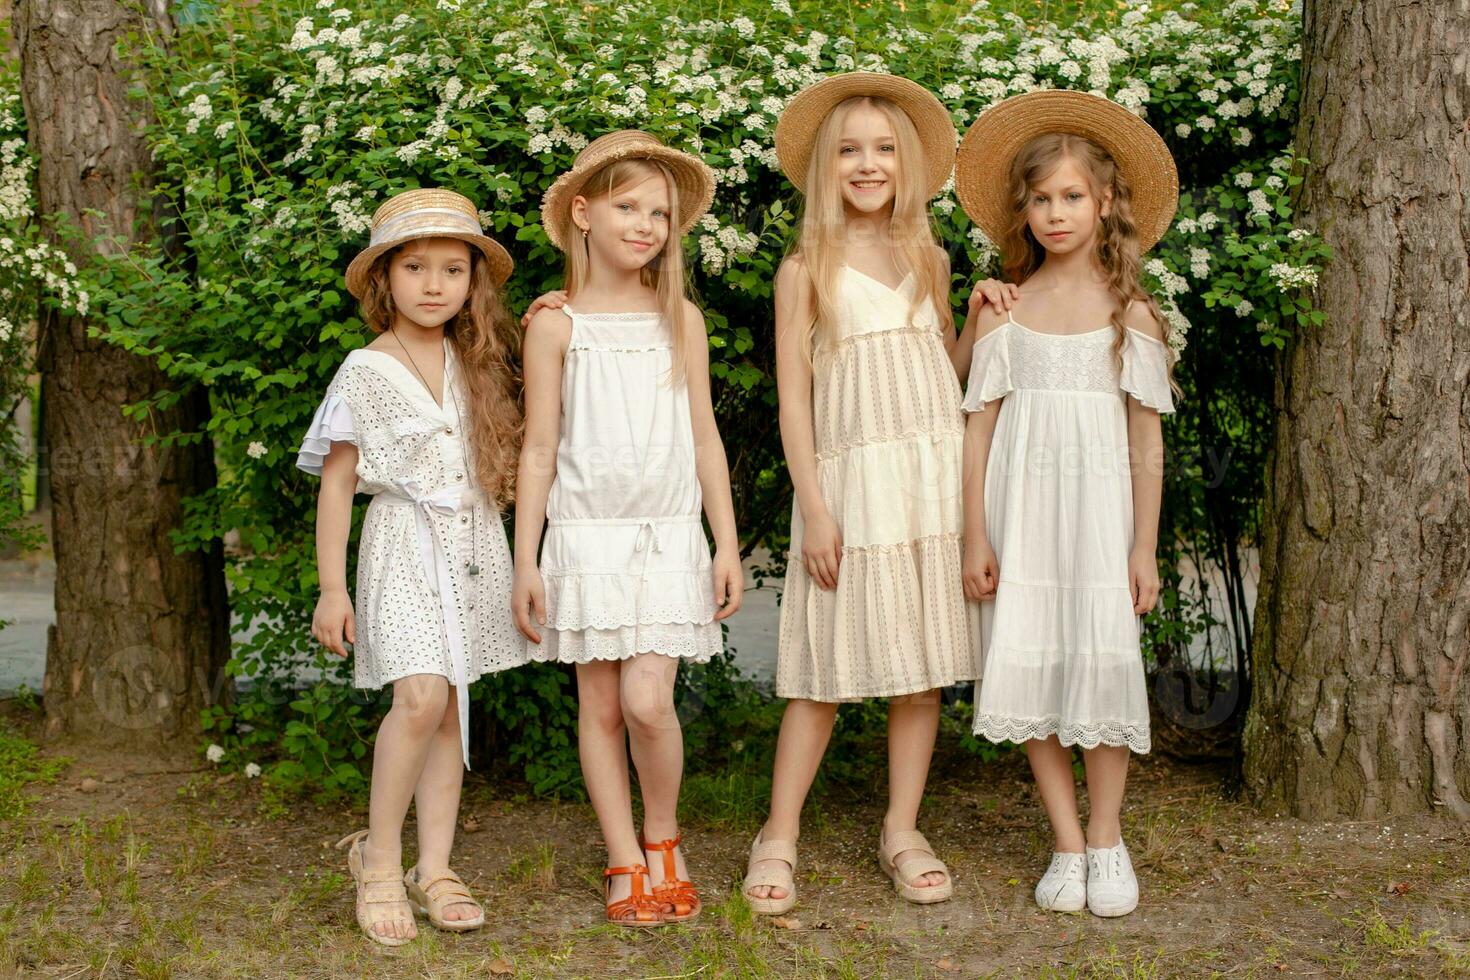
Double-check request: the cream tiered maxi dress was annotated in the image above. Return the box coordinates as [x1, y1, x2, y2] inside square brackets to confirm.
[961, 313, 1177, 753]
[776, 267, 982, 701]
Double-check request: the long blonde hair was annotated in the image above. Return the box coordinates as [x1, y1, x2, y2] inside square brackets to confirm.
[359, 243, 523, 503]
[558, 158, 693, 383]
[792, 95, 952, 360]
[1001, 133, 1176, 389]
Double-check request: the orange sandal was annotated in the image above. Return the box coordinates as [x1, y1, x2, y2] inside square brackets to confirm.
[603, 864, 666, 928]
[643, 834, 701, 923]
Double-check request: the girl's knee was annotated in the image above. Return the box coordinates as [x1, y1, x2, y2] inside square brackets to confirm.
[390, 676, 450, 734]
[620, 677, 676, 734]
[579, 689, 625, 736]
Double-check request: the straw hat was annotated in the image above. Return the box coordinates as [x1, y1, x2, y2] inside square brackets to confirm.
[540, 130, 717, 251]
[955, 90, 1179, 253]
[774, 72, 957, 199]
[344, 188, 513, 298]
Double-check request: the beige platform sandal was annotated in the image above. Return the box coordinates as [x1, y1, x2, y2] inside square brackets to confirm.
[404, 866, 485, 932]
[742, 830, 798, 915]
[878, 828, 954, 904]
[336, 829, 417, 946]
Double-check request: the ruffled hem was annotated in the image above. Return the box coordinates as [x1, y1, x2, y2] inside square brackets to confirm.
[541, 567, 717, 630]
[296, 394, 357, 475]
[777, 531, 981, 701]
[1119, 333, 1177, 414]
[527, 621, 722, 664]
[972, 713, 1151, 754]
[961, 328, 1013, 413]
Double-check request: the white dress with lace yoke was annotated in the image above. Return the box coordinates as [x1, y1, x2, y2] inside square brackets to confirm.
[528, 307, 722, 664]
[295, 342, 522, 767]
[961, 315, 1176, 754]
[776, 266, 982, 701]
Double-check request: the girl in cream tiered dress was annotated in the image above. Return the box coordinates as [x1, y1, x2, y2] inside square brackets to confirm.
[776, 266, 982, 700]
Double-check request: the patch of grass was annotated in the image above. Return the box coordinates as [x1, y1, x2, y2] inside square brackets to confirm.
[0, 723, 69, 821]
[506, 841, 557, 890]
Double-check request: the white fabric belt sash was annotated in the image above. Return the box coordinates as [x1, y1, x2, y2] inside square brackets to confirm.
[375, 480, 480, 769]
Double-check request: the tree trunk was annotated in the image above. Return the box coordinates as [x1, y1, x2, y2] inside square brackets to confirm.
[1243, 0, 1470, 819]
[18, 0, 230, 747]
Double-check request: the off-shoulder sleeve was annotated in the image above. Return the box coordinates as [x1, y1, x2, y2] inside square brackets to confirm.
[1119, 331, 1177, 414]
[960, 326, 1013, 413]
[296, 392, 358, 475]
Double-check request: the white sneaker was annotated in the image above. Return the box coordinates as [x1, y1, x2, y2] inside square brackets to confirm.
[1085, 840, 1139, 917]
[1034, 851, 1087, 912]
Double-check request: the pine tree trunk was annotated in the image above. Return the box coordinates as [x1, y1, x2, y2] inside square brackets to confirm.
[1242, 0, 1470, 819]
[17, 0, 230, 747]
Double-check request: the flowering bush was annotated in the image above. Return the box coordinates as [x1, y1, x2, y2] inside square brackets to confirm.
[4, 0, 1328, 791]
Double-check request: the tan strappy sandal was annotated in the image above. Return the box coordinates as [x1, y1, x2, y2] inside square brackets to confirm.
[742, 829, 797, 915]
[642, 833, 700, 923]
[336, 829, 417, 946]
[405, 866, 485, 932]
[878, 828, 954, 904]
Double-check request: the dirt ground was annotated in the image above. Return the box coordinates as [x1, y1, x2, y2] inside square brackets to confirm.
[2, 702, 1467, 979]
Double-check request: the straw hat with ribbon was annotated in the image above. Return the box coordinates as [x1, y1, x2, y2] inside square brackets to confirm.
[774, 72, 957, 199]
[540, 130, 717, 252]
[955, 90, 1179, 253]
[344, 188, 513, 299]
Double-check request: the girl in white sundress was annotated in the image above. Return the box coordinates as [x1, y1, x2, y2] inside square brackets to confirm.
[299, 189, 524, 946]
[953, 91, 1181, 919]
[741, 73, 1018, 916]
[513, 131, 742, 928]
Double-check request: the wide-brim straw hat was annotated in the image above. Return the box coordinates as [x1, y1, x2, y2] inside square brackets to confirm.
[774, 72, 957, 199]
[955, 90, 1179, 253]
[344, 188, 513, 299]
[540, 130, 717, 251]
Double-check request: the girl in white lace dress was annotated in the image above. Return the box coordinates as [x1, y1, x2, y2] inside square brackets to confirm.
[513, 131, 742, 927]
[953, 92, 1181, 919]
[298, 189, 523, 945]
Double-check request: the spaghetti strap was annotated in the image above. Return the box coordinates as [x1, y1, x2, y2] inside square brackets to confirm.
[1004, 308, 1016, 325]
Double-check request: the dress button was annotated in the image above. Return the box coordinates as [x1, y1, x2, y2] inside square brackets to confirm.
[444, 426, 454, 435]
[452, 471, 464, 481]
[459, 514, 469, 524]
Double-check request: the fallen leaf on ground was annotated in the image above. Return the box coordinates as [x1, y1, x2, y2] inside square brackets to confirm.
[79, 778, 99, 793]
[771, 916, 803, 930]
[488, 957, 514, 975]
[936, 957, 959, 972]
[1387, 881, 1411, 895]
[461, 816, 481, 833]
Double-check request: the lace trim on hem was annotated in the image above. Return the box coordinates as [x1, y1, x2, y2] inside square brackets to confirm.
[567, 343, 672, 354]
[814, 427, 964, 463]
[972, 714, 1151, 753]
[527, 631, 721, 665]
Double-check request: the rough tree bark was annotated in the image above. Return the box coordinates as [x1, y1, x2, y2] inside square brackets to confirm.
[17, 0, 230, 746]
[1243, 0, 1470, 819]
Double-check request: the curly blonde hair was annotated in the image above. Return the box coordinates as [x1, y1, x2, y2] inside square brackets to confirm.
[1000, 133, 1176, 386]
[358, 243, 523, 503]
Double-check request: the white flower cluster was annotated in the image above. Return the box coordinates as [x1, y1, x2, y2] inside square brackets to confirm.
[697, 218, 759, 274]
[1267, 262, 1319, 290]
[326, 181, 373, 237]
[1144, 257, 1190, 299]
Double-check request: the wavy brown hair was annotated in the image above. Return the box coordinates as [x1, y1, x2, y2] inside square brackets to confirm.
[1000, 133, 1177, 390]
[359, 241, 523, 503]
[794, 95, 952, 362]
[558, 158, 693, 383]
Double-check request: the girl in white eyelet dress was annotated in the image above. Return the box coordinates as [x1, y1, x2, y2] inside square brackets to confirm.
[299, 188, 523, 947]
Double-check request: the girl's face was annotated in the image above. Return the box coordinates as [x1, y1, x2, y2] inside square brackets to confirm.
[1025, 155, 1111, 257]
[389, 237, 473, 329]
[573, 172, 672, 272]
[835, 103, 898, 215]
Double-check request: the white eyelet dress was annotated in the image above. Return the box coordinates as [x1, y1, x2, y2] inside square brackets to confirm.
[528, 307, 722, 664]
[776, 267, 982, 701]
[961, 314, 1177, 753]
[296, 341, 523, 768]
